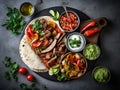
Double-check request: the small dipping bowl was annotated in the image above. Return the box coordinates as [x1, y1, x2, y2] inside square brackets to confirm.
[65, 32, 86, 52]
[59, 10, 80, 32]
[92, 66, 111, 83]
[83, 43, 101, 60]
[20, 2, 35, 16]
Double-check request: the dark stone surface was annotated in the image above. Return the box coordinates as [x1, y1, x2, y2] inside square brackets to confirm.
[0, 0, 120, 90]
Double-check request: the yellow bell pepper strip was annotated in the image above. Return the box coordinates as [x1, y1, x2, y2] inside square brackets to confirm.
[47, 21, 56, 28]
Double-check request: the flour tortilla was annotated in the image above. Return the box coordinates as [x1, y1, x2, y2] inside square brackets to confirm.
[19, 35, 48, 72]
[19, 16, 56, 72]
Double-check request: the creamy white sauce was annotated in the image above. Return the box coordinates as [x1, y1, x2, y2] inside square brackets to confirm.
[67, 34, 86, 52]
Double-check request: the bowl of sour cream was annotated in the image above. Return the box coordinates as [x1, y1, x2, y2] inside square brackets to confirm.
[65, 32, 86, 52]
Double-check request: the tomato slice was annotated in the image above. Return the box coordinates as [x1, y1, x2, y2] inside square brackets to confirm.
[32, 40, 41, 48]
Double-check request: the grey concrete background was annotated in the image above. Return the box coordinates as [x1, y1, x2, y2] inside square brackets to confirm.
[0, 0, 120, 90]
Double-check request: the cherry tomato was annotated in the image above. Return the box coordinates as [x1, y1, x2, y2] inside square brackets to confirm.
[18, 67, 27, 74]
[27, 74, 34, 81]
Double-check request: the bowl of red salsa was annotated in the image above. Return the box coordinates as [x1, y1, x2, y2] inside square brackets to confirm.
[59, 11, 80, 32]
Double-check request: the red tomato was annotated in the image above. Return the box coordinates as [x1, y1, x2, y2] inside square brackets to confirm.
[32, 40, 41, 48]
[27, 74, 34, 81]
[18, 67, 27, 74]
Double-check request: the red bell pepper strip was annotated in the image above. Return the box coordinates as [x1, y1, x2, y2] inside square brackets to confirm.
[32, 40, 41, 48]
[56, 25, 64, 34]
[80, 21, 96, 33]
[27, 25, 34, 36]
[77, 60, 83, 69]
[43, 39, 49, 46]
[84, 29, 100, 37]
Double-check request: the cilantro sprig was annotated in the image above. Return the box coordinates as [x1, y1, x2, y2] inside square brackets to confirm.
[4, 56, 19, 81]
[32, 20, 45, 36]
[2, 7, 25, 35]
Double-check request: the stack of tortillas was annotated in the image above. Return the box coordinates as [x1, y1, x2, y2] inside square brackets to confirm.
[19, 16, 56, 72]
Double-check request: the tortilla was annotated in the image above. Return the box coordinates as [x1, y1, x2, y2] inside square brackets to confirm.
[19, 35, 48, 72]
[19, 16, 59, 72]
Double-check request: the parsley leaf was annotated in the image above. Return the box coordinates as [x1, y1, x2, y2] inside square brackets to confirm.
[4, 56, 11, 67]
[20, 83, 27, 89]
[2, 7, 25, 35]
[4, 72, 11, 80]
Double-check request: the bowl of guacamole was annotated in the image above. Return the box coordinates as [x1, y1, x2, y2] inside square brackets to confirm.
[92, 66, 111, 83]
[83, 43, 100, 60]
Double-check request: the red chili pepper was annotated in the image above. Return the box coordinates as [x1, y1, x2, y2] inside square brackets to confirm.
[80, 21, 96, 33]
[84, 29, 100, 37]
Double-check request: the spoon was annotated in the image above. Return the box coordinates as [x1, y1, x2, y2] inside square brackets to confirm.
[62, 1, 69, 18]
[62, 1, 73, 29]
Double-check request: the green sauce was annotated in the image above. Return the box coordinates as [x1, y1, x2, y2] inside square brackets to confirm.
[93, 67, 110, 83]
[83, 44, 100, 60]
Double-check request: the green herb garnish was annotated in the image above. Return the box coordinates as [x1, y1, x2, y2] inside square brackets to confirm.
[10, 62, 19, 74]
[20, 83, 40, 90]
[32, 19, 45, 36]
[49, 10, 60, 21]
[42, 46, 47, 50]
[4, 72, 11, 80]
[69, 38, 81, 48]
[20, 83, 28, 90]
[2, 7, 25, 35]
[36, 49, 41, 55]
[4, 56, 19, 82]
[5, 56, 11, 67]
